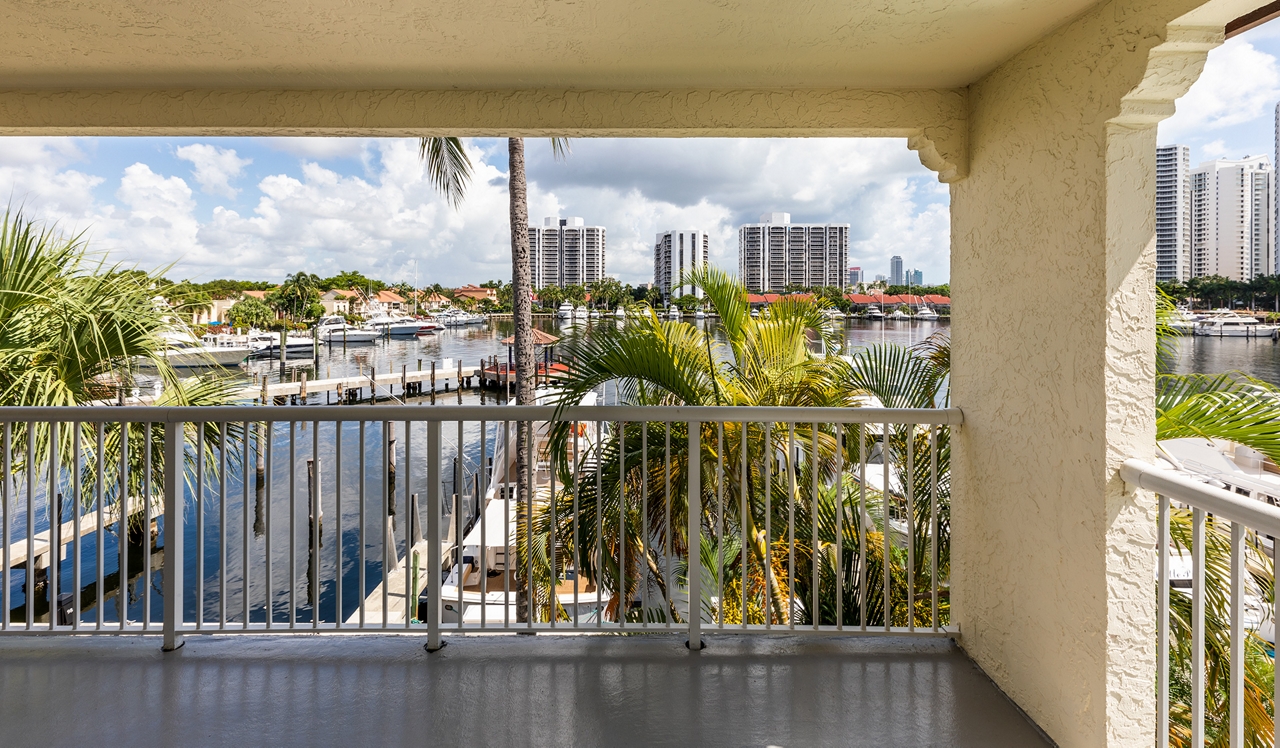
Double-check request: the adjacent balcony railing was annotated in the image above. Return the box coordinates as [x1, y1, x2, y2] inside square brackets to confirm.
[1122, 458, 1280, 747]
[2, 405, 960, 652]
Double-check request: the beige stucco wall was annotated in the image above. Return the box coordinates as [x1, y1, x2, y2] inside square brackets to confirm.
[949, 1, 1231, 745]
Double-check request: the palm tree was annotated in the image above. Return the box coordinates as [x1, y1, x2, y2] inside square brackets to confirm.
[0, 208, 244, 520]
[419, 135, 567, 620]
[511, 267, 951, 627]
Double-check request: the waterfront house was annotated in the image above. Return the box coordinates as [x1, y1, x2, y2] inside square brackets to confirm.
[453, 284, 498, 304]
[319, 289, 359, 316]
[0, 0, 1270, 745]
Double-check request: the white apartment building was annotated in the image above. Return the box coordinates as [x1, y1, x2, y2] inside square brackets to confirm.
[1189, 156, 1274, 282]
[654, 230, 710, 301]
[1155, 145, 1191, 282]
[737, 213, 849, 293]
[527, 217, 607, 289]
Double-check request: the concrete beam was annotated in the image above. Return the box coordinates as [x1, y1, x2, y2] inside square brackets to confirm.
[0, 86, 969, 181]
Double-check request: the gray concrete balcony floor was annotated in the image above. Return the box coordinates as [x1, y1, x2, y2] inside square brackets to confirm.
[0, 635, 1051, 747]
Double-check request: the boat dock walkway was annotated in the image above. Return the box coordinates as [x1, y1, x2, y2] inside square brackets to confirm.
[235, 364, 489, 403]
[347, 538, 441, 626]
[4, 495, 150, 570]
[234, 362, 564, 403]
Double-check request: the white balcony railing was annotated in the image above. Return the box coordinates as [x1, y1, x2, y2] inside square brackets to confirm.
[2, 405, 960, 652]
[1121, 458, 1280, 748]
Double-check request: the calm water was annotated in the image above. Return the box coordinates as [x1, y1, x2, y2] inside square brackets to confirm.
[1168, 334, 1280, 384]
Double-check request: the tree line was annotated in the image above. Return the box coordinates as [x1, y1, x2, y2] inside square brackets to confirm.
[1160, 275, 1280, 311]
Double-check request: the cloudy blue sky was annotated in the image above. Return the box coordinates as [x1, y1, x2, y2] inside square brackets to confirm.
[1, 20, 1278, 289]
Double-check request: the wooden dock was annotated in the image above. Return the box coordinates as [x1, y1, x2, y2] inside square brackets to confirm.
[4, 495, 151, 570]
[234, 364, 491, 403]
[347, 538, 442, 626]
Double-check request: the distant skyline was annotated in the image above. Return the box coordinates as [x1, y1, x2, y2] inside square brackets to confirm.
[0, 22, 1278, 289]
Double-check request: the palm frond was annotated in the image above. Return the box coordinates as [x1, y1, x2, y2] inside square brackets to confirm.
[418, 137, 473, 209]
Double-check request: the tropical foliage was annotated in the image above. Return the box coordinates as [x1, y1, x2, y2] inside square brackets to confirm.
[1155, 290, 1280, 746]
[226, 296, 275, 329]
[514, 267, 952, 629]
[0, 208, 243, 518]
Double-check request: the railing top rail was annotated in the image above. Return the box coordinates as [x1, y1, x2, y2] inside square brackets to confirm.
[1120, 458, 1280, 537]
[0, 404, 963, 426]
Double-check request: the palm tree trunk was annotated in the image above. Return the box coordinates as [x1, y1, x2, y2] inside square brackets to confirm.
[510, 137, 535, 622]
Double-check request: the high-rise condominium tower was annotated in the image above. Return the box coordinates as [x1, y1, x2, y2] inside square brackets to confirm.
[907, 268, 923, 286]
[848, 266, 863, 285]
[527, 217, 607, 289]
[654, 230, 710, 301]
[737, 212, 849, 293]
[889, 256, 904, 286]
[1155, 145, 1192, 282]
[1189, 157, 1274, 281]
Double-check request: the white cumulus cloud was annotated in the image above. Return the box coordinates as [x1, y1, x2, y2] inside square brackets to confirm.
[175, 143, 251, 198]
[1160, 39, 1280, 143]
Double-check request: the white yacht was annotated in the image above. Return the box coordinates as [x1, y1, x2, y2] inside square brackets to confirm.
[1168, 306, 1198, 335]
[437, 309, 484, 327]
[589, 309, 601, 320]
[694, 308, 706, 319]
[914, 305, 940, 321]
[557, 302, 575, 320]
[865, 305, 884, 320]
[614, 306, 626, 319]
[439, 390, 608, 625]
[887, 307, 912, 320]
[316, 315, 379, 343]
[667, 306, 682, 320]
[574, 306, 590, 320]
[139, 331, 254, 369]
[1192, 309, 1278, 338]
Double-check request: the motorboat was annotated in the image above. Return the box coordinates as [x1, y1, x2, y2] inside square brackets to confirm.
[614, 306, 626, 319]
[439, 389, 609, 625]
[247, 330, 319, 356]
[865, 305, 884, 320]
[557, 302, 575, 320]
[914, 305, 939, 321]
[437, 309, 486, 327]
[887, 307, 911, 320]
[315, 315, 380, 344]
[415, 318, 446, 334]
[366, 313, 429, 336]
[574, 306, 590, 320]
[1168, 306, 1198, 335]
[694, 308, 706, 319]
[750, 308, 760, 318]
[139, 331, 254, 369]
[667, 307, 682, 320]
[1192, 309, 1279, 338]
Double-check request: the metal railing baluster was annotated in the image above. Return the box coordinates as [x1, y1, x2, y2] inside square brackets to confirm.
[196, 423, 205, 630]
[289, 422, 297, 628]
[1, 423, 9, 632]
[1192, 507, 1205, 747]
[47, 421, 58, 632]
[73, 422, 82, 630]
[687, 420, 701, 649]
[143, 422, 152, 629]
[929, 426, 938, 631]
[882, 421, 890, 632]
[162, 421, 183, 651]
[1156, 493, 1168, 748]
[426, 418, 442, 650]
[1229, 521, 1244, 748]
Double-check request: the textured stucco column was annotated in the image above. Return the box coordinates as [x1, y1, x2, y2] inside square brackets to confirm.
[948, 1, 1226, 745]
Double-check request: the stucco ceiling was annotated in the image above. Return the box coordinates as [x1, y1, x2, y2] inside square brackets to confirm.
[0, 0, 1108, 90]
